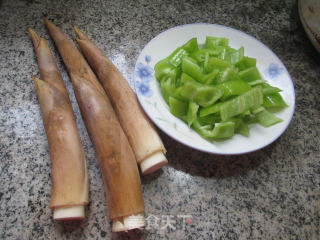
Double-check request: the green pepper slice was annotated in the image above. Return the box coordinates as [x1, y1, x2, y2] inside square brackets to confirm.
[237, 66, 262, 82]
[217, 80, 252, 100]
[182, 37, 199, 53]
[169, 97, 188, 118]
[187, 102, 199, 127]
[255, 108, 283, 127]
[262, 93, 288, 110]
[181, 57, 204, 83]
[220, 86, 263, 121]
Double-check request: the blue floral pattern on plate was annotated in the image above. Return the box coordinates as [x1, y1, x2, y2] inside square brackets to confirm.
[135, 62, 154, 83]
[136, 81, 153, 97]
[145, 55, 151, 63]
[264, 63, 284, 80]
[135, 55, 154, 98]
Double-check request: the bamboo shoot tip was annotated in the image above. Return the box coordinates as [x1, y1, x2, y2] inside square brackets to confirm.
[44, 18, 54, 27]
[28, 28, 41, 47]
[73, 25, 84, 41]
[31, 74, 39, 82]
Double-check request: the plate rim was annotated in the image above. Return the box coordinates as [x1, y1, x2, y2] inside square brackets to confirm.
[134, 22, 296, 155]
[298, 0, 320, 53]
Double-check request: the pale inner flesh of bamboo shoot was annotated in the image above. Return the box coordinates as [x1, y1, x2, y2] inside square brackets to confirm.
[112, 213, 146, 232]
[53, 205, 85, 220]
[140, 152, 167, 175]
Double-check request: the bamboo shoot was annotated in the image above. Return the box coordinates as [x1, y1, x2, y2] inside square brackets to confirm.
[73, 26, 168, 175]
[44, 19, 145, 231]
[29, 28, 89, 220]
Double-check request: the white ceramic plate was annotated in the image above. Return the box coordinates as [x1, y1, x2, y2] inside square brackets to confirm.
[134, 23, 295, 155]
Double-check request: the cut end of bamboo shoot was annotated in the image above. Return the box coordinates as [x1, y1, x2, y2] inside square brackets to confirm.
[112, 213, 146, 232]
[140, 152, 167, 175]
[53, 206, 85, 221]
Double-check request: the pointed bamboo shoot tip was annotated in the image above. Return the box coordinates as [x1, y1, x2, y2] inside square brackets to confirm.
[73, 25, 80, 34]
[44, 18, 54, 28]
[28, 28, 41, 48]
[73, 25, 87, 41]
[112, 213, 146, 232]
[31, 75, 40, 84]
[28, 27, 35, 37]
[53, 206, 85, 221]
[140, 152, 167, 175]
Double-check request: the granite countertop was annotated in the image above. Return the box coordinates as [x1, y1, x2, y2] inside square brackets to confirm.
[0, 0, 319, 239]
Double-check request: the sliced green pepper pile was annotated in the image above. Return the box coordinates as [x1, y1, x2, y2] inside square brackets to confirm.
[154, 37, 288, 141]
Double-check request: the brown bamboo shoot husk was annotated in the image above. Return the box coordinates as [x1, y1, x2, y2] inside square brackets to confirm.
[44, 19, 145, 225]
[29, 29, 89, 218]
[73, 26, 167, 175]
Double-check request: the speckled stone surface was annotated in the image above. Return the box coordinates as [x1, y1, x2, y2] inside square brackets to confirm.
[0, 0, 319, 239]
